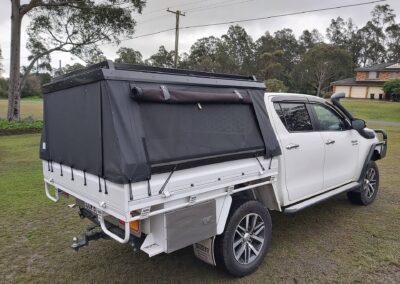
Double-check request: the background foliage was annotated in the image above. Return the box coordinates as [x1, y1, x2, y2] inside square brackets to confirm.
[1, 4, 399, 98]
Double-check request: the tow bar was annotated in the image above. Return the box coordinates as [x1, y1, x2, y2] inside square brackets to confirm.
[71, 223, 109, 252]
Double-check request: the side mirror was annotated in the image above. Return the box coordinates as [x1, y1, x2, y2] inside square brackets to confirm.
[351, 119, 366, 130]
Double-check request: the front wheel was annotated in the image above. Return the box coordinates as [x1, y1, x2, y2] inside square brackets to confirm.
[214, 199, 272, 277]
[347, 161, 379, 205]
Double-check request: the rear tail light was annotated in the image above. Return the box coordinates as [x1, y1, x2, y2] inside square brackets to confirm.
[129, 220, 140, 232]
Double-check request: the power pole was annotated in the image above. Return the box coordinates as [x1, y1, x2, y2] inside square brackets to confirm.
[167, 8, 185, 68]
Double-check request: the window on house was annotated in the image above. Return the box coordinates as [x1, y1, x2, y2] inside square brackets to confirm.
[368, 71, 378, 79]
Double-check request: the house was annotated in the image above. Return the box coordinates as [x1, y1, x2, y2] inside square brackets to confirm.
[331, 62, 400, 100]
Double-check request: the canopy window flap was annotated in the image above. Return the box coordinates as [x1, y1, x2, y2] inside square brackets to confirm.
[130, 84, 252, 104]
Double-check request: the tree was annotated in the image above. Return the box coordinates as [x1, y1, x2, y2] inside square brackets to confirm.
[7, 0, 146, 121]
[358, 21, 387, 66]
[265, 79, 288, 92]
[386, 24, 400, 62]
[300, 44, 353, 97]
[115, 47, 143, 64]
[65, 63, 85, 73]
[326, 17, 362, 65]
[185, 36, 222, 72]
[371, 4, 395, 30]
[21, 74, 42, 98]
[37, 72, 52, 85]
[219, 25, 255, 74]
[357, 5, 396, 66]
[145, 46, 175, 68]
[260, 50, 284, 80]
[299, 29, 323, 52]
[255, 29, 301, 89]
[85, 50, 108, 65]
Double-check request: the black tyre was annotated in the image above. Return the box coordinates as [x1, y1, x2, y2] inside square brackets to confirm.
[214, 199, 272, 277]
[347, 161, 379, 205]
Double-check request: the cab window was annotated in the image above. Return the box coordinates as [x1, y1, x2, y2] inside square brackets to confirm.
[311, 104, 347, 131]
[274, 102, 313, 132]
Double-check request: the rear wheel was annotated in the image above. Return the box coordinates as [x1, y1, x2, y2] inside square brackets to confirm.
[347, 161, 379, 205]
[214, 199, 272, 277]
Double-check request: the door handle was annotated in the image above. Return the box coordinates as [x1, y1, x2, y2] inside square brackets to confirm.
[286, 143, 300, 150]
[325, 139, 335, 145]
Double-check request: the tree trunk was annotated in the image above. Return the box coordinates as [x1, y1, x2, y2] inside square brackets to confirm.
[7, 0, 22, 121]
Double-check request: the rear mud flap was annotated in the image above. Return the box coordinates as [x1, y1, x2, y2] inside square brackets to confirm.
[193, 237, 216, 266]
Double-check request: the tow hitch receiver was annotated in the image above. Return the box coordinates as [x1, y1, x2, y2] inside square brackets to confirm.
[71, 224, 109, 252]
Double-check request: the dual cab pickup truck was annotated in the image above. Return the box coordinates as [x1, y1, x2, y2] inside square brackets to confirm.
[41, 61, 387, 277]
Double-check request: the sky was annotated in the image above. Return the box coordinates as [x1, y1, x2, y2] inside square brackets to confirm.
[0, 0, 400, 76]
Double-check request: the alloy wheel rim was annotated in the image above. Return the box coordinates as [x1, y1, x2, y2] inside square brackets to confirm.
[363, 168, 377, 199]
[233, 213, 265, 265]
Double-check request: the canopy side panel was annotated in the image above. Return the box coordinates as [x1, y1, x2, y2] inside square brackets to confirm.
[41, 82, 103, 176]
[103, 80, 150, 183]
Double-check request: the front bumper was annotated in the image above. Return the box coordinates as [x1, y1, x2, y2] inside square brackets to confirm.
[373, 129, 387, 160]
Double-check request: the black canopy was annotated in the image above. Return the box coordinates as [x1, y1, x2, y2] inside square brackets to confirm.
[40, 61, 281, 184]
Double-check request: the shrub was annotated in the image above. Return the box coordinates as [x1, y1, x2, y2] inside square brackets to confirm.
[383, 79, 400, 102]
[0, 119, 43, 130]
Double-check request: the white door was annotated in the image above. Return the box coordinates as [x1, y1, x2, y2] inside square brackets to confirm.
[310, 103, 359, 189]
[274, 102, 325, 201]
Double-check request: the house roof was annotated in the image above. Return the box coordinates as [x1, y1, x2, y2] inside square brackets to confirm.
[331, 77, 385, 86]
[355, 62, 400, 72]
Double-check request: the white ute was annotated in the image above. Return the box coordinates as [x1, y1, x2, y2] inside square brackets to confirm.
[42, 63, 387, 277]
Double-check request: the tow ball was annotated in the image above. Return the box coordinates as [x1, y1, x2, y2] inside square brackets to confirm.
[71, 224, 109, 252]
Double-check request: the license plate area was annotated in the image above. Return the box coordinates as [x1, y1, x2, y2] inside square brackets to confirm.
[84, 202, 100, 215]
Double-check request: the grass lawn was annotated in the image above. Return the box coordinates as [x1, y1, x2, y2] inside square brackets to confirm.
[0, 125, 399, 283]
[342, 99, 400, 122]
[0, 98, 43, 120]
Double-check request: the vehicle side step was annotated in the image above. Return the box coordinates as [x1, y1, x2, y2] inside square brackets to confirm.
[140, 233, 164, 257]
[284, 182, 360, 214]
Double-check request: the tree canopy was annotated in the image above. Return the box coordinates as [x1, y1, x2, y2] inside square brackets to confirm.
[12, 3, 400, 101]
[7, 0, 146, 121]
[115, 47, 143, 64]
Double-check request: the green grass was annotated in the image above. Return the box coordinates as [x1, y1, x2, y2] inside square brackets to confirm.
[342, 99, 400, 122]
[0, 126, 399, 283]
[0, 99, 43, 120]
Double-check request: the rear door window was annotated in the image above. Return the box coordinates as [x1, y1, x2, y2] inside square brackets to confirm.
[274, 102, 313, 132]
